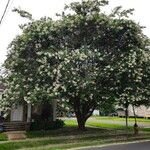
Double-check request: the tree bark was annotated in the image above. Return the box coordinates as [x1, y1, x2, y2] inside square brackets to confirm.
[125, 101, 129, 129]
[125, 107, 128, 128]
[76, 110, 95, 131]
[72, 97, 96, 131]
[132, 105, 137, 124]
[76, 116, 87, 131]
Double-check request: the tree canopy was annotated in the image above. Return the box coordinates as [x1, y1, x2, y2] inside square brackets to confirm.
[0, 0, 149, 130]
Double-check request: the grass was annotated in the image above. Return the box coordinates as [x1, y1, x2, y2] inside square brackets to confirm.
[1, 127, 150, 150]
[0, 127, 115, 150]
[27, 136, 150, 150]
[87, 121, 129, 129]
[19, 135, 150, 150]
[0, 133, 7, 141]
[64, 118, 150, 132]
[27, 126, 109, 138]
[0, 117, 150, 150]
[64, 119, 131, 130]
[94, 116, 150, 123]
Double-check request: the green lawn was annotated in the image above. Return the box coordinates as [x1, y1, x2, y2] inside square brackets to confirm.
[94, 116, 150, 123]
[64, 119, 126, 129]
[1, 127, 150, 150]
[0, 133, 7, 141]
[64, 117, 150, 131]
[0, 117, 150, 150]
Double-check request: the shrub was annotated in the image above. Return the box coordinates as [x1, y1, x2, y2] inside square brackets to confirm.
[30, 119, 65, 131]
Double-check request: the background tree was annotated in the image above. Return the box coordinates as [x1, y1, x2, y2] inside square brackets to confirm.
[0, 17, 60, 115]
[99, 101, 116, 116]
[113, 27, 150, 127]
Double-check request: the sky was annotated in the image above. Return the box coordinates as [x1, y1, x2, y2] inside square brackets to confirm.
[0, 0, 150, 66]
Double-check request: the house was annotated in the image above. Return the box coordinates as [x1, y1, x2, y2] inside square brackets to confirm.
[93, 110, 100, 116]
[117, 105, 150, 118]
[0, 84, 57, 131]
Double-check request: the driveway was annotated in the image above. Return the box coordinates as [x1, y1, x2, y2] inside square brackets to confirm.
[82, 141, 150, 150]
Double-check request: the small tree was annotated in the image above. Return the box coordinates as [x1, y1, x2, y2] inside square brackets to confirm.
[114, 39, 150, 128]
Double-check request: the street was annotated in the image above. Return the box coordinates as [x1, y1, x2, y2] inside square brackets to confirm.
[82, 141, 150, 150]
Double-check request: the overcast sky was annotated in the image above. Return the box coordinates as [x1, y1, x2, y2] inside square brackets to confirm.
[0, 0, 150, 66]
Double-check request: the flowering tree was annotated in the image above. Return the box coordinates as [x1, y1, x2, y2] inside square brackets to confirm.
[114, 40, 150, 127]
[0, 0, 149, 130]
[54, 47, 116, 130]
[53, 0, 150, 129]
[0, 17, 61, 111]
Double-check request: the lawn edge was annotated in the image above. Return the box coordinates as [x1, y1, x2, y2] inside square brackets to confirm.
[69, 139, 150, 150]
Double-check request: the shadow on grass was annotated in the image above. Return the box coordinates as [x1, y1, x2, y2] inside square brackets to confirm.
[27, 126, 108, 138]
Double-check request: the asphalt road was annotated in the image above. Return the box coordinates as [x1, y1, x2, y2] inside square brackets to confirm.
[82, 141, 150, 150]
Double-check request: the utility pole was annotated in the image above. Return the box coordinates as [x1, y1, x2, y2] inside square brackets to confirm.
[0, 0, 11, 25]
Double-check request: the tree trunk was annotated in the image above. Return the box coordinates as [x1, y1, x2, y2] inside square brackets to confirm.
[125, 101, 129, 129]
[76, 116, 87, 131]
[132, 105, 137, 124]
[125, 107, 128, 128]
[73, 98, 95, 131]
[132, 105, 138, 135]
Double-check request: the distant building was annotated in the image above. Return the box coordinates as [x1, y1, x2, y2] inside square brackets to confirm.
[93, 110, 100, 116]
[117, 105, 150, 118]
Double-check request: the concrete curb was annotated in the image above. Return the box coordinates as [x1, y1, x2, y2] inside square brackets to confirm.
[70, 139, 150, 150]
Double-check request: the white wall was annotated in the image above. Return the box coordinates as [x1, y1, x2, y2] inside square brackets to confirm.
[93, 110, 100, 116]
